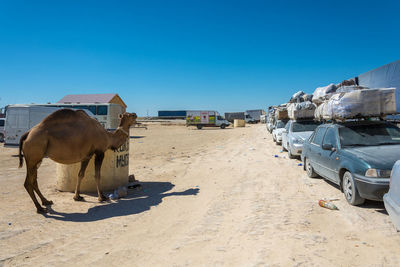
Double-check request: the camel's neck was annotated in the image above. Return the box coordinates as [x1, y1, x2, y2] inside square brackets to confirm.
[108, 126, 130, 150]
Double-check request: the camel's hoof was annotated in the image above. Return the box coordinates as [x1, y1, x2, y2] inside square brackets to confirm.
[37, 207, 48, 214]
[73, 196, 85, 201]
[98, 194, 109, 202]
[42, 200, 53, 206]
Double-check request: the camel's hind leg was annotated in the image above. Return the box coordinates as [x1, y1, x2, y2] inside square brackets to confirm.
[24, 166, 48, 213]
[74, 159, 90, 201]
[30, 160, 53, 206]
[94, 152, 108, 202]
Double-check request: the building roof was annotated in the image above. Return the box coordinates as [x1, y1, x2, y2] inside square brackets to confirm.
[57, 93, 127, 108]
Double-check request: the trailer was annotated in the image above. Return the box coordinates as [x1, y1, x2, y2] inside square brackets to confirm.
[224, 112, 245, 123]
[158, 110, 187, 119]
[186, 110, 230, 129]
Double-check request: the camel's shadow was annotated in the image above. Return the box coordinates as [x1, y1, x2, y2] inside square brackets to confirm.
[44, 181, 199, 222]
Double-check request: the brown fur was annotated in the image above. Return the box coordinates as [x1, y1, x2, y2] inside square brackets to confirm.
[19, 109, 137, 213]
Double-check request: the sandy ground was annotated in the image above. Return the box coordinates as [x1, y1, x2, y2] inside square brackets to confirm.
[1, 123, 400, 266]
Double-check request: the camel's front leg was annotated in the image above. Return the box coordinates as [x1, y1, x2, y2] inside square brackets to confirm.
[94, 152, 108, 201]
[74, 159, 90, 201]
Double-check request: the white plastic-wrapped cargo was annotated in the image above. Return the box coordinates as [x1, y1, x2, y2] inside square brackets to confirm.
[312, 83, 337, 104]
[289, 91, 305, 103]
[314, 100, 335, 121]
[317, 88, 399, 120]
[287, 101, 316, 119]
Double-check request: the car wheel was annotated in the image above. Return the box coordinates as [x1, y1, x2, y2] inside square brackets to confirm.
[196, 125, 203, 130]
[0, 134, 4, 143]
[305, 158, 318, 178]
[288, 148, 296, 159]
[342, 171, 365, 206]
[220, 124, 226, 129]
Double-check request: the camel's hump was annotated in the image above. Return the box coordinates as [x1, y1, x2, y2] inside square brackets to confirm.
[42, 108, 92, 123]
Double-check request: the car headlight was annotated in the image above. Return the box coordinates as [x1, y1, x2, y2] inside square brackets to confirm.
[365, 168, 391, 178]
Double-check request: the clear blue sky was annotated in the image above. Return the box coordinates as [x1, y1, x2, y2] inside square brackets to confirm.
[0, 0, 399, 116]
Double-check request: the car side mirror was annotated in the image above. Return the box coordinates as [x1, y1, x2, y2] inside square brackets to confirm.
[322, 143, 336, 151]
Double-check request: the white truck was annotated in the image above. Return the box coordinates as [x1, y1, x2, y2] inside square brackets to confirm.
[186, 110, 230, 129]
[4, 105, 95, 145]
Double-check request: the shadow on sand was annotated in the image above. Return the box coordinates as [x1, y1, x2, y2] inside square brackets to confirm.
[44, 181, 199, 222]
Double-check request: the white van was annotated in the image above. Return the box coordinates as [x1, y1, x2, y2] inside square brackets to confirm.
[4, 105, 95, 145]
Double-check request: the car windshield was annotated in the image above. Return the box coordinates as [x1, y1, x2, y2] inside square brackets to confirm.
[292, 121, 319, 132]
[339, 123, 400, 147]
[276, 121, 286, 128]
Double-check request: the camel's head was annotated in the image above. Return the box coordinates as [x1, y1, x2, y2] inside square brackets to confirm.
[119, 112, 137, 127]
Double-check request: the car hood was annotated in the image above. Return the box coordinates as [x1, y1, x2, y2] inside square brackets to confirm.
[290, 131, 313, 140]
[343, 145, 400, 169]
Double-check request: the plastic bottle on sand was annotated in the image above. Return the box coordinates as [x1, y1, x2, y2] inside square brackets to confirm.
[318, 200, 338, 210]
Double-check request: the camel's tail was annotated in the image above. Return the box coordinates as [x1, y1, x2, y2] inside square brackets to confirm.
[18, 132, 29, 168]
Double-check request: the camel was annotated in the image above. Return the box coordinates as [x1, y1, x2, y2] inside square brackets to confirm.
[18, 109, 137, 213]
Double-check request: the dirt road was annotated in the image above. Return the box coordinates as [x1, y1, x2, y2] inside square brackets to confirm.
[1, 124, 400, 266]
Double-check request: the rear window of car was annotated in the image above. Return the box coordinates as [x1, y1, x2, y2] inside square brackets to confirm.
[276, 121, 286, 128]
[292, 121, 319, 132]
[0, 119, 4, 127]
[339, 123, 400, 147]
[311, 127, 326, 145]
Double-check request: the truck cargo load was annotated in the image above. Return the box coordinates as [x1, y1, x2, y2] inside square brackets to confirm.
[287, 101, 316, 120]
[275, 109, 288, 120]
[315, 88, 399, 121]
[312, 83, 337, 104]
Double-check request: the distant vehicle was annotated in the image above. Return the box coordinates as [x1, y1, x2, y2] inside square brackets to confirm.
[186, 110, 230, 129]
[4, 105, 95, 145]
[0, 118, 5, 142]
[246, 109, 265, 123]
[302, 121, 400, 205]
[225, 112, 245, 123]
[245, 113, 257, 124]
[384, 160, 400, 231]
[158, 110, 187, 119]
[282, 120, 319, 158]
[272, 120, 287, 145]
[260, 114, 266, 124]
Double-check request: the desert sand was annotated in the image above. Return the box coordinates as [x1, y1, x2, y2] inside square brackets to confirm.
[1, 123, 400, 266]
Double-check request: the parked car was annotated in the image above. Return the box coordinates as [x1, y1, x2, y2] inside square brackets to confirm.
[301, 120, 400, 205]
[384, 160, 400, 230]
[272, 120, 287, 145]
[267, 120, 274, 133]
[281, 120, 320, 159]
[0, 118, 4, 142]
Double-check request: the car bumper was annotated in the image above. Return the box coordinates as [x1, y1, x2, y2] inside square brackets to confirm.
[276, 136, 282, 142]
[353, 173, 389, 201]
[384, 193, 400, 231]
[289, 143, 303, 156]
